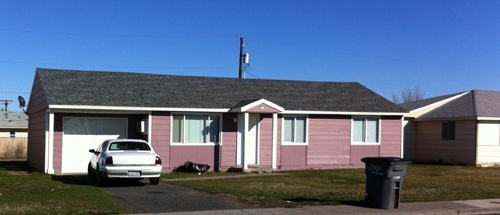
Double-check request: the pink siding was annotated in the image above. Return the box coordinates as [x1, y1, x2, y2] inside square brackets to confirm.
[280, 145, 307, 168]
[221, 113, 237, 169]
[169, 145, 217, 170]
[27, 110, 46, 172]
[150, 112, 171, 171]
[259, 115, 273, 166]
[27, 73, 49, 171]
[247, 103, 280, 113]
[52, 114, 63, 174]
[379, 116, 402, 157]
[307, 116, 351, 165]
[27, 73, 48, 114]
[350, 145, 379, 164]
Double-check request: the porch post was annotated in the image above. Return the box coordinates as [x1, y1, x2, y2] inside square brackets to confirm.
[243, 112, 249, 169]
[272, 113, 277, 169]
[46, 111, 55, 174]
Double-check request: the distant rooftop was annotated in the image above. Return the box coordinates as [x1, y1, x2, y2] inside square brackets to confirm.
[0, 112, 28, 128]
[400, 90, 500, 120]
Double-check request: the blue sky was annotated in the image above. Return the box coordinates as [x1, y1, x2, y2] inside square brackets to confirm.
[1, 1, 499, 109]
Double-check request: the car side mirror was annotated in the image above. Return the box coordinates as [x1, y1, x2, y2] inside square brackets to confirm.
[89, 149, 98, 154]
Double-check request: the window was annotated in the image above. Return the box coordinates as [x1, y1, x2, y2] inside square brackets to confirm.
[352, 118, 379, 144]
[172, 114, 220, 144]
[442, 121, 455, 140]
[108, 141, 151, 151]
[283, 116, 307, 143]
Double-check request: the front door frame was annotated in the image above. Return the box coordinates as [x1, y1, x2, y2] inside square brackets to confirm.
[236, 113, 260, 168]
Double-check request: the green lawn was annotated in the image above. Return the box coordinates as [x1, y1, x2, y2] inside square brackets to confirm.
[2, 161, 500, 214]
[165, 164, 500, 207]
[0, 161, 129, 215]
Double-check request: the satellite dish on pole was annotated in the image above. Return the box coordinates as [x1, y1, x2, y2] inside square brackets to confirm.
[18, 96, 27, 114]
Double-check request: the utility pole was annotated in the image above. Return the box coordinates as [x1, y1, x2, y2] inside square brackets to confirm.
[239, 36, 245, 79]
[0, 100, 13, 112]
[238, 36, 250, 79]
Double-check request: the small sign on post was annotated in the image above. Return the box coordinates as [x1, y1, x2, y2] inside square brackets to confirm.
[10, 131, 15, 138]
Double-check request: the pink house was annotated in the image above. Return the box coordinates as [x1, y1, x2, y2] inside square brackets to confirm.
[27, 68, 406, 175]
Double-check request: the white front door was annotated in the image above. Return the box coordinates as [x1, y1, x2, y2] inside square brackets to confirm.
[237, 114, 259, 165]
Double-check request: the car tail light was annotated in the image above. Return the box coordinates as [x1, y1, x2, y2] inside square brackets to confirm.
[155, 156, 162, 165]
[105, 156, 113, 165]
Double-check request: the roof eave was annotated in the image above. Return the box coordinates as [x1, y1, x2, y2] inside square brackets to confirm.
[48, 105, 405, 116]
[413, 117, 478, 121]
[48, 105, 230, 113]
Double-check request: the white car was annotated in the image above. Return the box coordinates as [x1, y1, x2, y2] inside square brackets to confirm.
[88, 139, 162, 186]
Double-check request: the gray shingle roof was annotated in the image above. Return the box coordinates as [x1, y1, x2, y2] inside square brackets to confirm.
[474, 90, 500, 117]
[410, 90, 500, 119]
[34, 68, 406, 113]
[0, 112, 28, 128]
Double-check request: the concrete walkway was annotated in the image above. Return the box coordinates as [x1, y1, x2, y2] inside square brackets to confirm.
[138, 198, 500, 215]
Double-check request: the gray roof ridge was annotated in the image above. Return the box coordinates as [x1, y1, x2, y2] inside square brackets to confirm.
[35, 67, 358, 84]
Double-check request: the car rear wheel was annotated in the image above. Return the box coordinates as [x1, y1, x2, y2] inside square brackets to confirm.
[150, 177, 160, 185]
[95, 165, 107, 187]
[87, 163, 97, 181]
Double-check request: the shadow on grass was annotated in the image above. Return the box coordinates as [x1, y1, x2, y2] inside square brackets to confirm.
[0, 160, 34, 173]
[0, 160, 148, 188]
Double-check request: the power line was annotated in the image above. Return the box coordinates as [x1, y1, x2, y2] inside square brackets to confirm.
[0, 60, 232, 70]
[0, 28, 236, 39]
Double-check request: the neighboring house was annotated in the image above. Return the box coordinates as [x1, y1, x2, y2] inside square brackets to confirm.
[401, 90, 500, 166]
[0, 111, 28, 159]
[27, 68, 406, 175]
[0, 111, 28, 138]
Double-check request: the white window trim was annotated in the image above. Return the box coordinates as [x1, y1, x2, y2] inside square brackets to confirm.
[281, 115, 308, 146]
[351, 116, 381, 145]
[170, 113, 222, 146]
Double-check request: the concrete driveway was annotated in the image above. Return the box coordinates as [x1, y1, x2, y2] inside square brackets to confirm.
[100, 179, 263, 214]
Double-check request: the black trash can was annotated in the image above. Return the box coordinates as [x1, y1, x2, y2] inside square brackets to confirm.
[361, 157, 411, 209]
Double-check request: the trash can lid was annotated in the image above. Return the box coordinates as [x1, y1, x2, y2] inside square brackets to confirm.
[361, 157, 411, 164]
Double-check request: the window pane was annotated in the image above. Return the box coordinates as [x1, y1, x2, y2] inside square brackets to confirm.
[209, 116, 220, 143]
[185, 115, 206, 143]
[366, 118, 379, 143]
[295, 117, 306, 143]
[172, 115, 183, 143]
[353, 119, 365, 142]
[284, 117, 294, 142]
[449, 122, 455, 140]
[442, 122, 448, 139]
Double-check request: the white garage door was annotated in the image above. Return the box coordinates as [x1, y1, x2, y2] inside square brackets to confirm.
[62, 117, 127, 174]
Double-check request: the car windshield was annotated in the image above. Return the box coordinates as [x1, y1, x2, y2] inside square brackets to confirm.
[108, 141, 151, 151]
